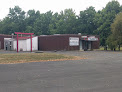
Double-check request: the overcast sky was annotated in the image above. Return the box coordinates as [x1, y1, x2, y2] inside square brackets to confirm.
[0, 0, 122, 19]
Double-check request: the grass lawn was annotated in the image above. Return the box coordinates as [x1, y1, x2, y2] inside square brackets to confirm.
[0, 53, 82, 64]
[98, 47, 122, 51]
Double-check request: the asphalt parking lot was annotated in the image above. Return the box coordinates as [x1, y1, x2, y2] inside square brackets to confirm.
[0, 51, 122, 92]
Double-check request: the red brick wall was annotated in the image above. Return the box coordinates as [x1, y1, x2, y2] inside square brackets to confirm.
[91, 36, 100, 49]
[38, 34, 80, 51]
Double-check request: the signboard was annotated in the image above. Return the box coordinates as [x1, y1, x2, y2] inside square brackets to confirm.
[81, 36, 87, 38]
[69, 37, 79, 46]
[88, 36, 98, 41]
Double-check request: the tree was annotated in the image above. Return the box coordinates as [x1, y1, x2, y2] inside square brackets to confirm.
[51, 9, 77, 34]
[41, 11, 53, 35]
[25, 10, 41, 34]
[106, 34, 117, 50]
[0, 6, 26, 34]
[26, 10, 40, 27]
[93, 0, 121, 46]
[107, 12, 122, 50]
[32, 11, 53, 35]
[8, 6, 25, 21]
[7, 6, 26, 33]
[77, 6, 96, 35]
[49, 12, 59, 34]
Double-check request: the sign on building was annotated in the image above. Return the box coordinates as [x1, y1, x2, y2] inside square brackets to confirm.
[88, 36, 98, 41]
[81, 36, 87, 38]
[69, 37, 79, 46]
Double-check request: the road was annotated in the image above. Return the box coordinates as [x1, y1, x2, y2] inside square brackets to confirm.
[0, 51, 122, 92]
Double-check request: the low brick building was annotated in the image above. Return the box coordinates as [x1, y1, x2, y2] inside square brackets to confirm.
[38, 34, 99, 51]
[0, 34, 100, 51]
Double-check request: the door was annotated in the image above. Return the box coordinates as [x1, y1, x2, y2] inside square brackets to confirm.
[84, 41, 88, 51]
[88, 41, 91, 50]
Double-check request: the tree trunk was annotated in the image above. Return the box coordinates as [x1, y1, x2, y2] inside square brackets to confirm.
[118, 45, 120, 51]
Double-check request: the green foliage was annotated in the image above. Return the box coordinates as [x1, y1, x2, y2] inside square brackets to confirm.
[0, 6, 26, 34]
[107, 12, 122, 50]
[56, 9, 77, 34]
[106, 34, 117, 50]
[111, 12, 122, 45]
[8, 6, 26, 21]
[78, 6, 96, 35]
[93, 0, 121, 46]
[0, 0, 122, 47]
[49, 12, 59, 34]
[26, 10, 41, 35]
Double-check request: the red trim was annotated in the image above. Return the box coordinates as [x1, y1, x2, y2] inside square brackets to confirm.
[31, 34, 32, 52]
[17, 37, 32, 39]
[15, 32, 34, 35]
[17, 34, 18, 52]
[14, 32, 34, 52]
[84, 37, 88, 41]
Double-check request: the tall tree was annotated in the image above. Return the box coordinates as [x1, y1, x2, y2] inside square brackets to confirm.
[26, 10, 40, 26]
[25, 10, 41, 34]
[8, 6, 26, 33]
[107, 12, 122, 50]
[33, 11, 53, 35]
[52, 9, 77, 34]
[0, 17, 16, 34]
[77, 6, 96, 35]
[94, 0, 121, 46]
[8, 6, 25, 21]
[49, 12, 59, 34]
[0, 6, 26, 34]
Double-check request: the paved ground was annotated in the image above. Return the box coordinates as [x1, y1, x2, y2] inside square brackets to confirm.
[0, 50, 33, 54]
[0, 51, 122, 92]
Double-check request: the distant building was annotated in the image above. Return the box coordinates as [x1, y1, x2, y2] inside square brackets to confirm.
[4, 37, 38, 51]
[0, 34, 13, 50]
[38, 34, 99, 51]
[0, 33, 99, 51]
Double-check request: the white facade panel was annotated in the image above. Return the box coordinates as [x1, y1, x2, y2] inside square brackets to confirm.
[12, 36, 38, 51]
[26, 36, 38, 51]
[13, 40, 27, 51]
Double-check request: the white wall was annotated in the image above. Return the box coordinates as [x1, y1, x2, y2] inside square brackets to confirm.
[13, 36, 38, 51]
[26, 36, 38, 51]
[13, 40, 16, 51]
[13, 40, 27, 51]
